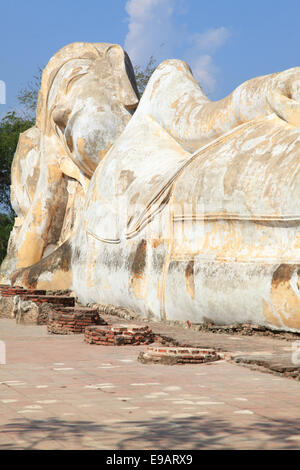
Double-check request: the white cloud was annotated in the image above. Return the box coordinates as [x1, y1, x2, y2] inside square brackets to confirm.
[123, 0, 230, 94]
[187, 27, 231, 92]
[124, 0, 175, 67]
[189, 55, 217, 93]
[192, 27, 231, 53]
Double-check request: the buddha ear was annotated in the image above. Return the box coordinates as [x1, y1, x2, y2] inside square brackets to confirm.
[105, 44, 124, 70]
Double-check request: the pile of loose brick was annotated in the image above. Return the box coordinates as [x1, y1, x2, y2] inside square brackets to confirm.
[0, 285, 74, 311]
[19, 293, 75, 325]
[20, 294, 75, 307]
[138, 346, 221, 365]
[0, 285, 75, 325]
[84, 324, 153, 346]
[0, 285, 46, 297]
[47, 307, 105, 334]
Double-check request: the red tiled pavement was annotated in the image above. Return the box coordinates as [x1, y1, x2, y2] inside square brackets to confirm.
[0, 318, 299, 450]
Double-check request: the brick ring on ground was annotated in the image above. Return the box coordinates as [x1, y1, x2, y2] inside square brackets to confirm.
[84, 324, 154, 345]
[138, 346, 221, 365]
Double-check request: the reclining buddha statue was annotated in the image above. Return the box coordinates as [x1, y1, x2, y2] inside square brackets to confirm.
[2, 42, 300, 332]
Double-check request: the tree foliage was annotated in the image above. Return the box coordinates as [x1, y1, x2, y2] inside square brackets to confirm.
[0, 112, 34, 213]
[0, 110, 33, 265]
[134, 55, 157, 96]
[17, 66, 42, 118]
[0, 213, 14, 263]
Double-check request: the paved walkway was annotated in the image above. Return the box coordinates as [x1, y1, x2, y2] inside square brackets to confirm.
[0, 318, 299, 450]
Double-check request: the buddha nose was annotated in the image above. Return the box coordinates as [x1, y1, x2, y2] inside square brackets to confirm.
[120, 80, 139, 112]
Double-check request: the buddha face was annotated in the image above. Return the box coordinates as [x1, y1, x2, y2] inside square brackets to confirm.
[49, 45, 139, 178]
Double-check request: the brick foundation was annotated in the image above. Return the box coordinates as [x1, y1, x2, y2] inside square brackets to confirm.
[0, 285, 46, 297]
[0, 287, 47, 319]
[13, 293, 75, 325]
[19, 295, 75, 306]
[47, 308, 105, 334]
[84, 324, 154, 345]
[15, 295, 75, 324]
[138, 346, 221, 365]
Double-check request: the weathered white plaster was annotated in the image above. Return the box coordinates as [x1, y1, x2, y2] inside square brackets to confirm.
[3, 42, 300, 332]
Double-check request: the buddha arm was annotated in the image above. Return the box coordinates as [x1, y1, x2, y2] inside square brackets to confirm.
[15, 161, 64, 269]
[166, 73, 280, 152]
[172, 66, 300, 153]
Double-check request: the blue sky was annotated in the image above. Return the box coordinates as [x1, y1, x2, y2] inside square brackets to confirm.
[1, 0, 300, 117]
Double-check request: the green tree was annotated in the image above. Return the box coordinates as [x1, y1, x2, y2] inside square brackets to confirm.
[134, 55, 157, 96]
[0, 213, 14, 263]
[0, 67, 41, 213]
[0, 68, 41, 266]
[0, 111, 34, 213]
[17, 66, 42, 119]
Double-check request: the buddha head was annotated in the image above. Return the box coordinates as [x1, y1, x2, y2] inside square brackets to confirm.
[37, 42, 140, 177]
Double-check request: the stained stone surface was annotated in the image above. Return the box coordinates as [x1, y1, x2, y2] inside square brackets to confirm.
[0, 295, 16, 319]
[2, 42, 300, 331]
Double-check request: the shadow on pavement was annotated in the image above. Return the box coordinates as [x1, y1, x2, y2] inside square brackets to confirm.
[0, 415, 300, 449]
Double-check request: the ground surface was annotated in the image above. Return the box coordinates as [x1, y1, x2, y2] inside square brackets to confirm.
[0, 316, 300, 450]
